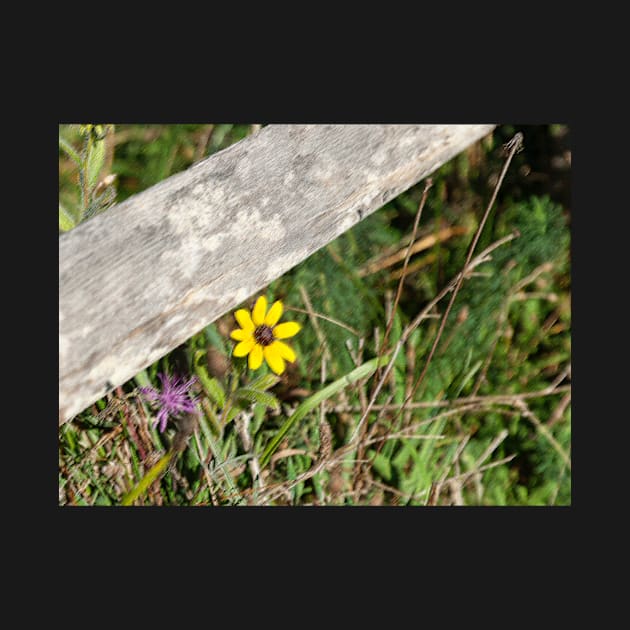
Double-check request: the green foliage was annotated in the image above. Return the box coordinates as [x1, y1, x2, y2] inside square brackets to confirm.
[279, 209, 402, 375]
[59, 125, 117, 231]
[197, 368, 226, 408]
[495, 195, 570, 277]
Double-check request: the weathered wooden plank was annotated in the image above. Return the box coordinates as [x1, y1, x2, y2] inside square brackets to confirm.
[59, 124, 495, 424]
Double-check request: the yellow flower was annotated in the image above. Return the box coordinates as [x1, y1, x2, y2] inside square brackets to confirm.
[230, 296, 301, 375]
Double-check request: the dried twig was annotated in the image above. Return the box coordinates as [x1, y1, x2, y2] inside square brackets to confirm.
[358, 224, 468, 277]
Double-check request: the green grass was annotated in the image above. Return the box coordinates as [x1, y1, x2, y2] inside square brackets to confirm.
[58, 123, 571, 506]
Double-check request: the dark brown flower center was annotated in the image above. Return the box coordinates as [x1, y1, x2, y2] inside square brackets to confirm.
[254, 325, 274, 346]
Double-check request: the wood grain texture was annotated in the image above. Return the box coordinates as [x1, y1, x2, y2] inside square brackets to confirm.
[59, 124, 495, 424]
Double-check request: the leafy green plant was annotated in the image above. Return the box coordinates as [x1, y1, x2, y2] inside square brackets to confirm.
[59, 124, 117, 232]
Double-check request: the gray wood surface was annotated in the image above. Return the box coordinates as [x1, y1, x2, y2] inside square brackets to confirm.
[59, 124, 495, 424]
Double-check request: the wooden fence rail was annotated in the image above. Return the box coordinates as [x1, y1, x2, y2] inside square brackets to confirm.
[59, 124, 495, 424]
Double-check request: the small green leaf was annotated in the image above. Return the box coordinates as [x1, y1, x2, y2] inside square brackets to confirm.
[235, 387, 279, 410]
[206, 377, 226, 408]
[224, 406, 242, 425]
[59, 203, 76, 232]
[248, 373, 281, 392]
[251, 402, 267, 435]
[86, 135, 106, 193]
[287, 456, 297, 480]
[194, 363, 226, 408]
[133, 369, 151, 389]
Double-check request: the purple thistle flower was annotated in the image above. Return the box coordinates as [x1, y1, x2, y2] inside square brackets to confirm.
[140, 373, 198, 433]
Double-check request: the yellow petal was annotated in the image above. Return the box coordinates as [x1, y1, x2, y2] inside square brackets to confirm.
[248, 343, 264, 370]
[252, 296, 268, 326]
[264, 344, 286, 375]
[230, 329, 252, 341]
[264, 300, 283, 327]
[233, 339, 255, 357]
[235, 309, 255, 332]
[273, 321, 301, 339]
[270, 340, 296, 363]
